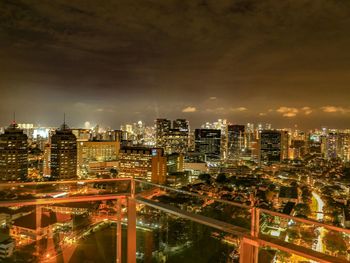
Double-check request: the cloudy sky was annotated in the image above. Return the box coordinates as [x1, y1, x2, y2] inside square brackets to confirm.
[1, 0, 350, 129]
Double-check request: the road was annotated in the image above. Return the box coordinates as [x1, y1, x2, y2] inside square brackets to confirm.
[312, 191, 325, 253]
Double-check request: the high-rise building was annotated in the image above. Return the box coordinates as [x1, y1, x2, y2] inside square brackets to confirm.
[173, 119, 189, 131]
[259, 130, 289, 164]
[118, 146, 167, 184]
[308, 131, 322, 155]
[245, 123, 255, 149]
[338, 132, 350, 162]
[164, 129, 188, 154]
[132, 121, 145, 145]
[43, 143, 51, 177]
[289, 140, 307, 160]
[155, 119, 189, 154]
[201, 119, 227, 158]
[227, 125, 245, 160]
[0, 122, 28, 181]
[324, 130, 350, 161]
[155, 119, 171, 148]
[326, 130, 338, 160]
[194, 129, 221, 160]
[50, 123, 77, 180]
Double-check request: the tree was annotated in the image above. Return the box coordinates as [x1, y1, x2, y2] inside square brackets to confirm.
[277, 250, 291, 262]
[301, 186, 311, 203]
[110, 168, 118, 178]
[290, 181, 298, 187]
[198, 173, 211, 181]
[268, 184, 276, 191]
[300, 229, 315, 245]
[286, 228, 300, 242]
[294, 203, 311, 217]
[324, 231, 347, 256]
[215, 173, 227, 183]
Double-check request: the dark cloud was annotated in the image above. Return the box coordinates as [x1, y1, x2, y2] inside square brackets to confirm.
[1, 0, 350, 128]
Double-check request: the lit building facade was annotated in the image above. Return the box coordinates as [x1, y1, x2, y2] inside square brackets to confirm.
[259, 130, 289, 164]
[50, 124, 77, 180]
[194, 129, 221, 160]
[77, 140, 120, 177]
[155, 119, 189, 154]
[338, 132, 350, 162]
[43, 143, 51, 177]
[0, 122, 28, 181]
[173, 119, 189, 131]
[227, 124, 245, 160]
[118, 146, 167, 184]
[155, 118, 171, 148]
[164, 129, 188, 154]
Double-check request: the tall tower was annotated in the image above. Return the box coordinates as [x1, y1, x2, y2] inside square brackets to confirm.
[227, 124, 245, 160]
[50, 121, 77, 180]
[259, 130, 289, 164]
[0, 121, 28, 181]
[194, 129, 221, 160]
[155, 119, 171, 148]
[173, 119, 189, 131]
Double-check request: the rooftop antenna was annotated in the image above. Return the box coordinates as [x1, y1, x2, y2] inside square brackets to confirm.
[63, 112, 66, 126]
[12, 112, 16, 125]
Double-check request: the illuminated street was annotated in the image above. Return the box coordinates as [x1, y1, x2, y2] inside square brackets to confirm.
[312, 191, 325, 254]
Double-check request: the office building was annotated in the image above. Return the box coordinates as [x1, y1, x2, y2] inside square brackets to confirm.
[155, 119, 189, 154]
[326, 130, 338, 160]
[164, 129, 188, 154]
[43, 143, 51, 177]
[50, 123, 77, 180]
[173, 119, 189, 131]
[118, 146, 167, 184]
[194, 129, 221, 160]
[0, 122, 28, 181]
[77, 140, 120, 177]
[155, 119, 171, 148]
[227, 125, 245, 160]
[338, 132, 350, 162]
[259, 130, 289, 164]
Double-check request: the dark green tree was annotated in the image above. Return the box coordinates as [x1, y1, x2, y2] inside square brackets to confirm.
[216, 173, 227, 183]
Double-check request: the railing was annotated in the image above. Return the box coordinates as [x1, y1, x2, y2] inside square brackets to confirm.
[0, 178, 349, 262]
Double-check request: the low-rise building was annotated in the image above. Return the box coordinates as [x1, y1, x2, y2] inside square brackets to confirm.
[0, 234, 14, 259]
[118, 146, 167, 184]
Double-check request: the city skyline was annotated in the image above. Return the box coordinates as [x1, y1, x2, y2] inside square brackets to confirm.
[1, 114, 350, 131]
[1, 1, 350, 129]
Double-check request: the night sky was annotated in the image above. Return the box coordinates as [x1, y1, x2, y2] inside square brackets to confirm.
[1, 0, 350, 129]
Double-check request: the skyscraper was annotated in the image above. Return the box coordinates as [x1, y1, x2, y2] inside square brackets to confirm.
[173, 119, 189, 131]
[0, 122, 28, 181]
[164, 129, 188, 154]
[50, 123, 77, 180]
[227, 125, 245, 160]
[259, 130, 289, 164]
[155, 118, 171, 148]
[194, 129, 221, 160]
[155, 119, 189, 154]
